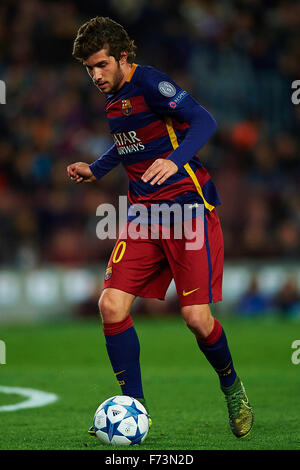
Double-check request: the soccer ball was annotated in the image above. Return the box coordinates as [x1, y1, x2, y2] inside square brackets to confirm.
[93, 395, 149, 445]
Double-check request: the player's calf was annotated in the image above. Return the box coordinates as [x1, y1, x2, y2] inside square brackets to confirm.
[97, 290, 146, 417]
[186, 312, 254, 438]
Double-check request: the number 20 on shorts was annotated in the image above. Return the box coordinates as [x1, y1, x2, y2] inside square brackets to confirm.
[112, 241, 127, 264]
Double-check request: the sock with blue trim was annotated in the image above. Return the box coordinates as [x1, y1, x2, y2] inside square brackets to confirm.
[197, 318, 237, 388]
[103, 315, 144, 399]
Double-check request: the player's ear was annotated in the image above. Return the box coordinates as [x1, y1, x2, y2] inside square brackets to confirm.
[119, 51, 128, 65]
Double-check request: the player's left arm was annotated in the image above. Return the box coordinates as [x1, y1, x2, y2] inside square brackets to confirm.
[141, 68, 217, 185]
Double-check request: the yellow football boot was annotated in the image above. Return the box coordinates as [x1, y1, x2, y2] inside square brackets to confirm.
[222, 377, 254, 438]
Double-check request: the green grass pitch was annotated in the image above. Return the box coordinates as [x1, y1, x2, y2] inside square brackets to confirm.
[0, 315, 299, 450]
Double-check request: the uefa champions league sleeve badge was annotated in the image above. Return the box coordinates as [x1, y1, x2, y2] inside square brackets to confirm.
[158, 81, 176, 97]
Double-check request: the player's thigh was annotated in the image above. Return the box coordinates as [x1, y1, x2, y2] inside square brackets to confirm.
[103, 223, 172, 304]
[99, 288, 136, 323]
[162, 210, 224, 307]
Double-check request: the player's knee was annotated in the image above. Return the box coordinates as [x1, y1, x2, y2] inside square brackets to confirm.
[98, 291, 128, 324]
[98, 292, 118, 322]
[182, 305, 214, 339]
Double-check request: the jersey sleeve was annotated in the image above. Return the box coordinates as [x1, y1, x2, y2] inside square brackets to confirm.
[140, 67, 217, 168]
[89, 143, 121, 179]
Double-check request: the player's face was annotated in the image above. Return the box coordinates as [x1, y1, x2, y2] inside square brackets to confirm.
[84, 48, 125, 94]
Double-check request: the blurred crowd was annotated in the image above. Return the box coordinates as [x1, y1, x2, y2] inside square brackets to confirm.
[236, 273, 300, 318]
[0, 0, 299, 268]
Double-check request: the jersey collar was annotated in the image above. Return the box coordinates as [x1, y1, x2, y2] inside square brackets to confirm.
[126, 63, 138, 83]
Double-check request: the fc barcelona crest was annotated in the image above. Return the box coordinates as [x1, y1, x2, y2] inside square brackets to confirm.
[104, 266, 112, 281]
[121, 99, 132, 116]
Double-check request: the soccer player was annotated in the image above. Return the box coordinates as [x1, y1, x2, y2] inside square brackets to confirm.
[67, 17, 254, 439]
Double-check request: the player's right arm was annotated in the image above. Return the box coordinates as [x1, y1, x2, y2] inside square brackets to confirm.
[67, 143, 121, 183]
[139, 67, 217, 177]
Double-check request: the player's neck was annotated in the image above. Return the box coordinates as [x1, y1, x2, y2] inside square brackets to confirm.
[117, 62, 135, 91]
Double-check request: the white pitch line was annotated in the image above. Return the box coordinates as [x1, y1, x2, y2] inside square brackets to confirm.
[0, 386, 58, 412]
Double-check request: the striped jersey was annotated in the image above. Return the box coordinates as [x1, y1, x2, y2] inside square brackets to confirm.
[89, 64, 221, 220]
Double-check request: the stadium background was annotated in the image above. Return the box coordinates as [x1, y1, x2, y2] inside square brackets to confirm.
[0, 0, 299, 322]
[0, 0, 300, 452]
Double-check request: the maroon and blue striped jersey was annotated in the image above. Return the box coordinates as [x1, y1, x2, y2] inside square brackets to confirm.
[89, 64, 221, 218]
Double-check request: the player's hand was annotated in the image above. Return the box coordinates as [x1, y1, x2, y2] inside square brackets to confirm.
[141, 159, 178, 186]
[67, 162, 96, 183]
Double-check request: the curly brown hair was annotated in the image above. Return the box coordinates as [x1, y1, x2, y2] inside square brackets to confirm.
[72, 17, 137, 64]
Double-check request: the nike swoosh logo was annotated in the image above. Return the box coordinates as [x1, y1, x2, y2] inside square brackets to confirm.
[182, 288, 199, 296]
[114, 370, 126, 376]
